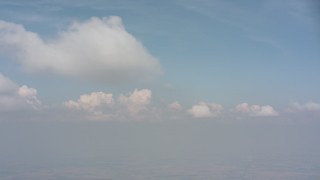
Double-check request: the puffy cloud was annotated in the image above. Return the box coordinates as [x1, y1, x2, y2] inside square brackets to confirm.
[235, 103, 279, 117]
[118, 89, 151, 114]
[64, 92, 114, 112]
[64, 89, 152, 120]
[17, 85, 41, 108]
[188, 102, 223, 118]
[168, 101, 182, 111]
[64, 92, 114, 120]
[0, 74, 41, 110]
[288, 101, 320, 112]
[0, 16, 161, 83]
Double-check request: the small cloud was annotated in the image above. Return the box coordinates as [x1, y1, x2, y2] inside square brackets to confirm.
[0, 73, 41, 110]
[0, 16, 161, 84]
[64, 91, 114, 120]
[118, 89, 151, 115]
[235, 103, 279, 117]
[64, 92, 114, 111]
[17, 85, 41, 109]
[168, 101, 182, 111]
[287, 101, 320, 112]
[188, 102, 223, 118]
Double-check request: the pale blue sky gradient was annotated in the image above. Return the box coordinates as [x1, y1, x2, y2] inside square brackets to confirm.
[0, 0, 319, 107]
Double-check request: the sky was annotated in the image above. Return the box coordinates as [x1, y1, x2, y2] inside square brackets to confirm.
[0, 0, 320, 120]
[0, 0, 320, 179]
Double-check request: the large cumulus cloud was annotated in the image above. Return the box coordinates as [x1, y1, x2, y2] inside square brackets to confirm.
[0, 16, 161, 83]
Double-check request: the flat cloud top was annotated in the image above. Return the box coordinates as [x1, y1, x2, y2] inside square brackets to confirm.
[0, 16, 161, 84]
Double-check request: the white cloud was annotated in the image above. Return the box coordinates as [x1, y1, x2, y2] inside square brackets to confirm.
[288, 101, 320, 112]
[64, 89, 152, 120]
[0, 16, 161, 83]
[17, 85, 41, 109]
[188, 102, 223, 118]
[64, 91, 114, 120]
[0, 73, 41, 110]
[118, 89, 151, 114]
[64, 91, 114, 112]
[168, 101, 182, 111]
[165, 101, 185, 120]
[235, 103, 279, 117]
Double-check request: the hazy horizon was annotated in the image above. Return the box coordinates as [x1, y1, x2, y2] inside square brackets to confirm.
[0, 0, 319, 179]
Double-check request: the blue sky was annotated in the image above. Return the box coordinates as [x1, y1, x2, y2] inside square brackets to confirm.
[0, 0, 319, 120]
[1, 0, 320, 179]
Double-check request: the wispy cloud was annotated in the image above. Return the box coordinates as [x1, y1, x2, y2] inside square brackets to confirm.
[177, 0, 302, 53]
[263, 0, 320, 29]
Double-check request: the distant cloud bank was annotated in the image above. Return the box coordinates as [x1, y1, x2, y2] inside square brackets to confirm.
[1, 74, 319, 121]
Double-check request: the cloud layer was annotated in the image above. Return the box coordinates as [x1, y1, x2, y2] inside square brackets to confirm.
[1, 73, 317, 121]
[0, 16, 161, 83]
[0, 74, 41, 110]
